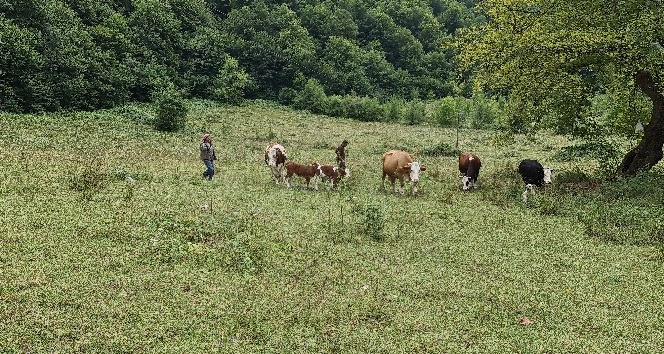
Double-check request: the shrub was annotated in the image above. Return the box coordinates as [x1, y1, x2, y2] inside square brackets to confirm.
[405, 100, 426, 125]
[471, 94, 499, 129]
[385, 98, 404, 122]
[154, 89, 187, 132]
[292, 78, 328, 114]
[434, 97, 458, 127]
[421, 142, 460, 157]
[325, 95, 347, 118]
[343, 96, 385, 122]
[212, 56, 251, 105]
[354, 200, 385, 242]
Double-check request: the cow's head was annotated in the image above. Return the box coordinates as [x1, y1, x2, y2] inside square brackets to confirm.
[543, 167, 553, 184]
[400, 162, 425, 194]
[462, 176, 473, 191]
[266, 146, 284, 167]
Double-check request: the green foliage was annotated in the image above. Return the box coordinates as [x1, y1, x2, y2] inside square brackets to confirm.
[292, 78, 328, 114]
[405, 100, 426, 125]
[341, 95, 385, 122]
[325, 95, 348, 118]
[421, 142, 461, 157]
[68, 163, 109, 201]
[212, 56, 251, 104]
[354, 200, 385, 242]
[459, 0, 662, 137]
[554, 167, 595, 184]
[385, 97, 404, 122]
[154, 89, 187, 132]
[470, 93, 499, 129]
[434, 97, 458, 127]
[0, 0, 479, 113]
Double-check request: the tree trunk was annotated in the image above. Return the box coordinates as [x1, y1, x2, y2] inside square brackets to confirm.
[616, 72, 664, 176]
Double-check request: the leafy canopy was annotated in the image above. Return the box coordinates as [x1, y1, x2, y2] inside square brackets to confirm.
[458, 0, 663, 135]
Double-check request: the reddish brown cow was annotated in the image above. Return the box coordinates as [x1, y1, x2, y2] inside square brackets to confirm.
[318, 163, 350, 188]
[285, 162, 320, 189]
[264, 143, 287, 184]
[382, 150, 426, 195]
[459, 152, 481, 190]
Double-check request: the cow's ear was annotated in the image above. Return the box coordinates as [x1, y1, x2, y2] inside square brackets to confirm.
[420, 165, 426, 171]
[400, 165, 411, 172]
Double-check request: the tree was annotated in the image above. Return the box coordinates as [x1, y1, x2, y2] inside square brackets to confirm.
[223, 1, 316, 99]
[459, 0, 664, 176]
[212, 56, 251, 104]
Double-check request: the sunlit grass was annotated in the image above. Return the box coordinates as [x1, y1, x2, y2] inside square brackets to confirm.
[1, 101, 662, 352]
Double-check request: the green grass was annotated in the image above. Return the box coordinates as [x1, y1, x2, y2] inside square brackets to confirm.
[1, 101, 663, 352]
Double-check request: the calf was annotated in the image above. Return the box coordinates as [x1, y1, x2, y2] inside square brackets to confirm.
[459, 152, 481, 190]
[318, 163, 350, 188]
[381, 150, 426, 195]
[264, 143, 287, 184]
[285, 162, 320, 189]
[518, 159, 553, 202]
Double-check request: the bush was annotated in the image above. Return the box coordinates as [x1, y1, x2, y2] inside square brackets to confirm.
[434, 97, 458, 127]
[293, 78, 328, 114]
[405, 100, 426, 125]
[343, 96, 385, 122]
[354, 200, 385, 242]
[385, 98, 404, 122]
[421, 142, 460, 157]
[325, 95, 347, 118]
[212, 56, 251, 105]
[154, 90, 187, 132]
[471, 94, 499, 129]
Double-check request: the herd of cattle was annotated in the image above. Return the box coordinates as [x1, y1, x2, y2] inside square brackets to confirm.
[263, 141, 553, 202]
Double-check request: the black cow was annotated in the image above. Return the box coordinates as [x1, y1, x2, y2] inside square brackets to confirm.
[518, 159, 553, 202]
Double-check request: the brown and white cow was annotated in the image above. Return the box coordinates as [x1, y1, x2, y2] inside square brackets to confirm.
[318, 163, 350, 188]
[381, 150, 426, 195]
[459, 152, 481, 191]
[285, 162, 320, 190]
[264, 143, 287, 184]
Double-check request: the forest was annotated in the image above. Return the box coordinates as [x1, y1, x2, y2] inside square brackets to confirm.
[0, 0, 479, 112]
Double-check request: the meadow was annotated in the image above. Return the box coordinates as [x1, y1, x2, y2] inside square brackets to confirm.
[1, 101, 663, 352]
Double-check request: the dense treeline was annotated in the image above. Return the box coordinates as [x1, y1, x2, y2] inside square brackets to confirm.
[0, 0, 480, 113]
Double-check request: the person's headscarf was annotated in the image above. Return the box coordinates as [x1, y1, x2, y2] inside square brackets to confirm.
[202, 134, 211, 143]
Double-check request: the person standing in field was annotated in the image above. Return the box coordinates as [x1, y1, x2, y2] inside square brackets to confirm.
[335, 139, 348, 165]
[200, 133, 217, 180]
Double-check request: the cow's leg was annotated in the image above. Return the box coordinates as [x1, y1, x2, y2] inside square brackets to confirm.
[399, 177, 405, 195]
[388, 176, 396, 193]
[523, 184, 534, 203]
[271, 167, 279, 184]
[277, 165, 284, 184]
[285, 176, 291, 188]
[381, 172, 387, 190]
[313, 175, 319, 190]
[305, 176, 311, 189]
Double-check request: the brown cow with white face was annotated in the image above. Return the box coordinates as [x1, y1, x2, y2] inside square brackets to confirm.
[318, 163, 350, 188]
[459, 152, 481, 191]
[381, 150, 426, 195]
[264, 143, 287, 184]
[285, 162, 320, 189]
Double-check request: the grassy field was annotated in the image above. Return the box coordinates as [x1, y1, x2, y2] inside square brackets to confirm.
[1, 101, 663, 352]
